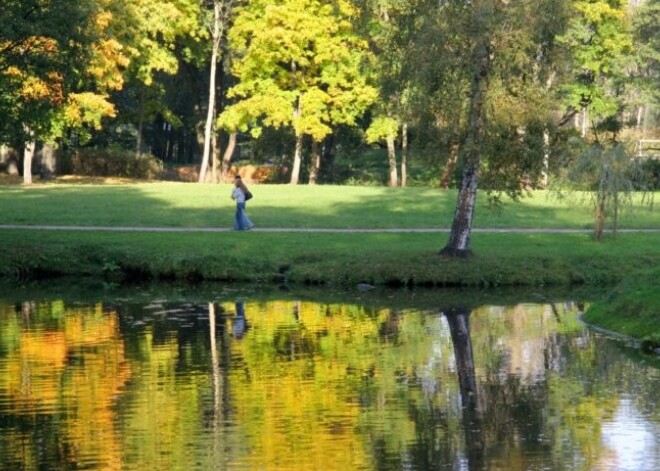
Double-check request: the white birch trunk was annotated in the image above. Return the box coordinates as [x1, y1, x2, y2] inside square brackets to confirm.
[387, 135, 398, 187]
[290, 133, 303, 185]
[541, 128, 550, 188]
[290, 100, 303, 185]
[401, 123, 408, 188]
[23, 128, 35, 185]
[199, 1, 222, 183]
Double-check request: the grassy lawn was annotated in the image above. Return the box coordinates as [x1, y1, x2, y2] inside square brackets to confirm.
[0, 181, 657, 229]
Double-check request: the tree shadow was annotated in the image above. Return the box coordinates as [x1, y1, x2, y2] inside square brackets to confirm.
[0, 183, 624, 230]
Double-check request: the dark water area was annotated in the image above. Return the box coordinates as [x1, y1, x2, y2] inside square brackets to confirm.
[0, 284, 658, 470]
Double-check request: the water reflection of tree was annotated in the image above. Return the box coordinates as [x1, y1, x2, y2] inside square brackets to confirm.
[405, 305, 563, 471]
[445, 307, 485, 470]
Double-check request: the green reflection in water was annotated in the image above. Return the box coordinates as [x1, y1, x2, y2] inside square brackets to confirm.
[0, 297, 658, 471]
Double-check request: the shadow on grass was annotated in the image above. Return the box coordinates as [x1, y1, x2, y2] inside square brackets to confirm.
[3, 183, 648, 230]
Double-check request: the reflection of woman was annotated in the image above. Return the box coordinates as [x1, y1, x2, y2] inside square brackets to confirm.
[232, 301, 248, 339]
[231, 176, 254, 231]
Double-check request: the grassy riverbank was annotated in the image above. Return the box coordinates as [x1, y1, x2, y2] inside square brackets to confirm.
[0, 182, 658, 345]
[582, 267, 660, 350]
[1, 229, 658, 287]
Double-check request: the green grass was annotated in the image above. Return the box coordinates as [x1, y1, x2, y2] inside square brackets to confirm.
[0, 182, 657, 229]
[1, 229, 657, 286]
[582, 267, 660, 349]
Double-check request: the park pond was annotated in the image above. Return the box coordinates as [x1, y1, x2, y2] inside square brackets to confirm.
[0, 284, 658, 471]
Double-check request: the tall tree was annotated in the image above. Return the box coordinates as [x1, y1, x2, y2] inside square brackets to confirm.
[0, 0, 201, 183]
[436, 0, 569, 256]
[365, 115, 399, 186]
[222, 0, 376, 184]
[199, 0, 234, 183]
[629, 0, 660, 132]
[361, 0, 416, 188]
[0, 0, 110, 183]
[440, 0, 494, 257]
[557, 0, 633, 137]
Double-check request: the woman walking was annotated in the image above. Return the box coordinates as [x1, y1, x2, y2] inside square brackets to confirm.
[231, 176, 254, 230]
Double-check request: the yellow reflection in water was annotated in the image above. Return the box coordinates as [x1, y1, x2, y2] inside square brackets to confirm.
[0, 298, 653, 471]
[0, 302, 131, 470]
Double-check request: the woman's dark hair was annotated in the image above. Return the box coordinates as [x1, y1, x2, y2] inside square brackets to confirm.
[235, 175, 249, 193]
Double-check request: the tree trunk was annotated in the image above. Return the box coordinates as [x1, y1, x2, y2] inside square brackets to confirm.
[595, 195, 606, 241]
[39, 143, 56, 180]
[636, 105, 643, 131]
[320, 133, 336, 182]
[581, 107, 587, 138]
[540, 128, 550, 188]
[212, 111, 219, 183]
[445, 307, 479, 412]
[199, 1, 221, 183]
[441, 25, 491, 257]
[23, 129, 35, 185]
[446, 307, 485, 470]
[440, 141, 460, 189]
[221, 131, 237, 182]
[290, 133, 303, 185]
[401, 123, 408, 188]
[136, 88, 145, 157]
[387, 134, 398, 187]
[309, 140, 321, 185]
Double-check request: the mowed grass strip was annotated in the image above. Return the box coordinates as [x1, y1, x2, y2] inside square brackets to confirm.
[0, 182, 657, 229]
[1, 229, 658, 288]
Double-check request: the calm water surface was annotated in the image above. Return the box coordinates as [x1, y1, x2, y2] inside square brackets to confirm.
[0, 294, 658, 470]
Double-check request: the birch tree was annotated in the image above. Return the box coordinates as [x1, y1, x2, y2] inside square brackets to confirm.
[199, 0, 234, 183]
[439, 0, 495, 257]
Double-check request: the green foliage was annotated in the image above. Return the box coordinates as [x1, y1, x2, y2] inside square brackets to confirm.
[0, 0, 102, 142]
[365, 115, 398, 144]
[0, 0, 202, 154]
[557, 0, 632, 120]
[641, 158, 660, 190]
[631, 0, 660, 106]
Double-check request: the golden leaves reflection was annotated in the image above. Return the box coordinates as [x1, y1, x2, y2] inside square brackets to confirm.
[0, 302, 130, 469]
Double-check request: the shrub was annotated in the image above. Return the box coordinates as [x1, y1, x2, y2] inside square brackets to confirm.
[62, 147, 163, 179]
[640, 158, 659, 190]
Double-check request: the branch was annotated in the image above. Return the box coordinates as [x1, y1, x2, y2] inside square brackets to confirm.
[557, 108, 578, 127]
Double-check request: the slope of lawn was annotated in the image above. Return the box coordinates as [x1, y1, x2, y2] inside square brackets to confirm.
[582, 266, 660, 350]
